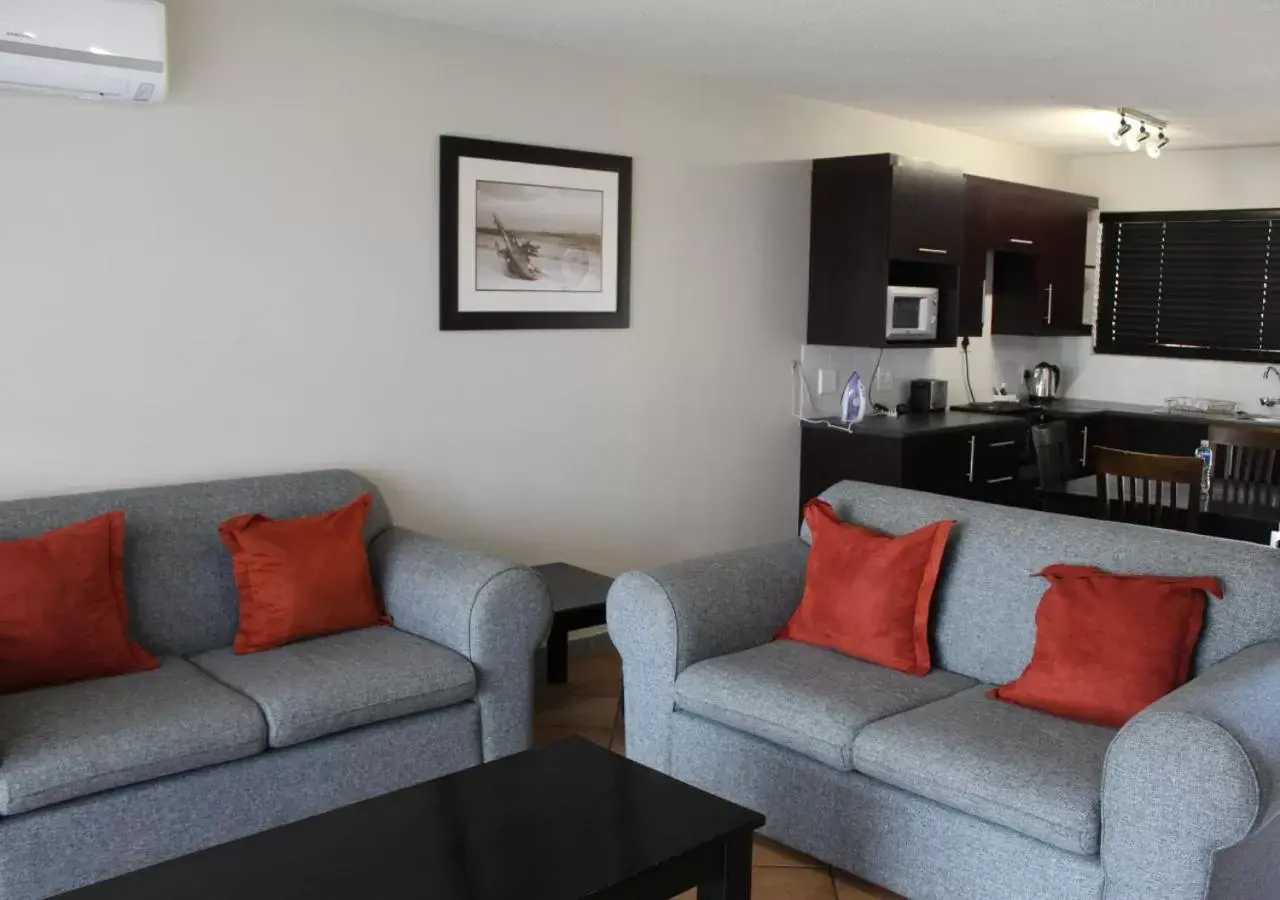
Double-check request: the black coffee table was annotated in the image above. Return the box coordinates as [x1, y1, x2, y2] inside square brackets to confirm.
[57, 739, 764, 900]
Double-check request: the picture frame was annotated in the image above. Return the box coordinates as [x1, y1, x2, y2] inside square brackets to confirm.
[439, 136, 633, 331]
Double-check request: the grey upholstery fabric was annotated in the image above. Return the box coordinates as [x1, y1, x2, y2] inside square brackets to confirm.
[852, 685, 1115, 854]
[0, 703, 480, 900]
[1102, 640, 1280, 900]
[191, 626, 475, 749]
[0, 471, 542, 898]
[670, 711, 1104, 900]
[369, 526, 551, 761]
[0, 659, 265, 816]
[808, 481, 1280, 684]
[0, 470, 390, 657]
[608, 538, 809, 772]
[612, 481, 1280, 900]
[676, 640, 974, 771]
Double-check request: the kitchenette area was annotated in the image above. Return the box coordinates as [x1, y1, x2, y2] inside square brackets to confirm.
[796, 153, 1280, 546]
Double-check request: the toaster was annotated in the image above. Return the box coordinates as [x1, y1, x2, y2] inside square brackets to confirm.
[908, 378, 949, 413]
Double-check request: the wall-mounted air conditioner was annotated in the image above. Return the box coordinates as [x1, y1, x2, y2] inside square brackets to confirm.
[0, 0, 167, 104]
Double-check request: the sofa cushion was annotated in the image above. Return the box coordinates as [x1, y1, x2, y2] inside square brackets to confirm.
[674, 640, 974, 771]
[0, 470, 391, 659]
[992, 565, 1220, 728]
[0, 511, 157, 694]
[779, 500, 953, 675]
[852, 685, 1116, 854]
[219, 493, 387, 654]
[191, 626, 476, 749]
[0, 658, 266, 815]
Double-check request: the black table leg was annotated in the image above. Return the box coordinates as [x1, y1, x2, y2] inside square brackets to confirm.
[697, 831, 752, 900]
[547, 617, 569, 684]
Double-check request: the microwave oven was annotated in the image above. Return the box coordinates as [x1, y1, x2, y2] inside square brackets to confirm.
[885, 286, 939, 341]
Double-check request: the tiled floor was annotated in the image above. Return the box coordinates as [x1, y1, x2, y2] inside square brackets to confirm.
[533, 650, 905, 900]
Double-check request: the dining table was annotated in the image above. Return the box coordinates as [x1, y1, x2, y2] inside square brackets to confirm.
[1040, 476, 1280, 547]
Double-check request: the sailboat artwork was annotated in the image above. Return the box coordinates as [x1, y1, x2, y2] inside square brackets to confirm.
[439, 135, 631, 330]
[474, 181, 604, 293]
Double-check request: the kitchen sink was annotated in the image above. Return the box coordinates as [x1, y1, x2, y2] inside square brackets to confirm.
[1153, 409, 1280, 425]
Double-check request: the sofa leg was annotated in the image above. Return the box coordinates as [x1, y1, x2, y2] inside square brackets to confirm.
[698, 831, 753, 900]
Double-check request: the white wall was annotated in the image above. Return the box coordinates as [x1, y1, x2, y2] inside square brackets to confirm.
[1060, 147, 1280, 409]
[0, 0, 1065, 572]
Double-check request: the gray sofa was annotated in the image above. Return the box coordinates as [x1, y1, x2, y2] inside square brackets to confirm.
[0, 470, 551, 900]
[608, 480, 1280, 900]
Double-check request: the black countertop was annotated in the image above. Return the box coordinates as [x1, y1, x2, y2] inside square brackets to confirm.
[951, 398, 1280, 428]
[803, 398, 1280, 439]
[801, 411, 1022, 438]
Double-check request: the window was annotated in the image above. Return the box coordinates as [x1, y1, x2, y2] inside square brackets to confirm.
[1096, 209, 1280, 362]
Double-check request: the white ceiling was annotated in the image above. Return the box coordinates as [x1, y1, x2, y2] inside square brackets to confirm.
[332, 0, 1280, 155]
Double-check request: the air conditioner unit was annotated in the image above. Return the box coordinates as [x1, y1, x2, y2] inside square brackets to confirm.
[0, 0, 167, 104]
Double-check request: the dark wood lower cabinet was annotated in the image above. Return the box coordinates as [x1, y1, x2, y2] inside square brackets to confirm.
[800, 413, 1208, 513]
[801, 423, 1028, 508]
[800, 413, 1276, 546]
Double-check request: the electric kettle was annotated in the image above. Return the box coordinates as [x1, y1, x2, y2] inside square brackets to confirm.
[1025, 362, 1061, 400]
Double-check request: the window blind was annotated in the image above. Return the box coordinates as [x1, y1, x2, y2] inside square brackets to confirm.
[1096, 210, 1280, 362]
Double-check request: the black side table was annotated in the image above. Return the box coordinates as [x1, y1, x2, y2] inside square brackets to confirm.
[535, 563, 612, 684]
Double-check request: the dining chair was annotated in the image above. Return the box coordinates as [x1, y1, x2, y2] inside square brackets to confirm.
[1093, 446, 1203, 532]
[1207, 426, 1280, 508]
[1031, 421, 1074, 492]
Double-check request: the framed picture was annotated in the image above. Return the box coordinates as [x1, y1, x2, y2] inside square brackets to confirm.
[439, 136, 633, 331]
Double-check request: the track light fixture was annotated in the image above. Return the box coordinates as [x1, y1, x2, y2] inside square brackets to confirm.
[1108, 108, 1170, 159]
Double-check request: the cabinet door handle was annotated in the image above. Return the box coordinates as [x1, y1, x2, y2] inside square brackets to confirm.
[985, 476, 1015, 484]
[1010, 238, 1035, 246]
[1080, 425, 1089, 467]
[988, 440, 1017, 448]
[1045, 282, 1054, 324]
[967, 436, 977, 483]
[918, 247, 948, 255]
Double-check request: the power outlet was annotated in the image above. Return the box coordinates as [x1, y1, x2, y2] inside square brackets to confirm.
[818, 368, 838, 395]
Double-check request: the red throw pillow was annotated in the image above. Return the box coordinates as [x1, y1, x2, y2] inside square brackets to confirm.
[991, 564, 1222, 727]
[779, 500, 954, 675]
[220, 494, 387, 654]
[0, 512, 158, 694]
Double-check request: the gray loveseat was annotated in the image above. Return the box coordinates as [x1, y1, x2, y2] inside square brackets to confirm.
[608, 480, 1280, 900]
[0, 470, 551, 900]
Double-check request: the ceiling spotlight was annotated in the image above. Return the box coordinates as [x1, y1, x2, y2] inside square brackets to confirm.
[1109, 118, 1131, 147]
[1147, 131, 1170, 159]
[1109, 109, 1170, 159]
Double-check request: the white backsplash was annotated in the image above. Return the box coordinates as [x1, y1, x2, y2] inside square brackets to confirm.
[800, 334, 1280, 418]
[799, 334, 1076, 418]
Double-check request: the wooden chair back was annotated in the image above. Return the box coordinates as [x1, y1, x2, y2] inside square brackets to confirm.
[1207, 424, 1280, 509]
[1208, 424, 1280, 483]
[1031, 420, 1074, 492]
[1093, 446, 1203, 532]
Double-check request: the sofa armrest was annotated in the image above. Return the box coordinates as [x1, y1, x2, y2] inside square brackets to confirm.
[606, 539, 809, 772]
[369, 526, 551, 762]
[1101, 640, 1280, 900]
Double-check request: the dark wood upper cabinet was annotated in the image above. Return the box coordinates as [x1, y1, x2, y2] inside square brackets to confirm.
[808, 154, 964, 347]
[960, 176, 1097, 337]
[958, 183, 988, 337]
[888, 160, 966, 263]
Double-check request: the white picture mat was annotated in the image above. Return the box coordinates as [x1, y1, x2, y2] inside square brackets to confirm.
[457, 157, 620, 313]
